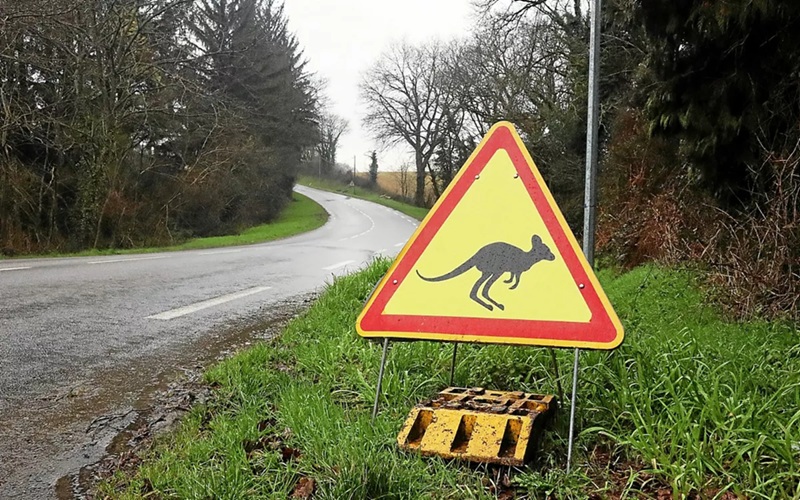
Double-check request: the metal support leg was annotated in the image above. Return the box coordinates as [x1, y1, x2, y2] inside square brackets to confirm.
[549, 348, 564, 406]
[371, 338, 390, 424]
[449, 343, 458, 386]
[566, 348, 580, 473]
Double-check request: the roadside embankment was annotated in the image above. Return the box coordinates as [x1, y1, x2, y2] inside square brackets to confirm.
[98, 261, 800, 498]
[1, 191, 328, 260]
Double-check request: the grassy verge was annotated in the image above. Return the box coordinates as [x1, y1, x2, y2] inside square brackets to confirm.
[298, 175, 429, 221]
[168, 192, 328, 251]
[5, 192, 328, 259]
[99, 262, 800, 499]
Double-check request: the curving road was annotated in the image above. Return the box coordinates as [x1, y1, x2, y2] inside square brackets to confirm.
[0, 185, 418, 498]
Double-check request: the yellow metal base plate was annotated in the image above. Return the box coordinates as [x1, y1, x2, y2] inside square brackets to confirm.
[397, 387, 556, 466]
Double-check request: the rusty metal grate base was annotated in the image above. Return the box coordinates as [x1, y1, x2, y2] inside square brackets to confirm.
[397, 387, 556, 466]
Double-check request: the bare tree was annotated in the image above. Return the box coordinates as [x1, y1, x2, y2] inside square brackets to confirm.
[316, 111, 349, 176]
[475, 0, 585, 33]
[361, 41, 450, 206]
[442, 11, 589, 228]
[398, 161, 411, 201]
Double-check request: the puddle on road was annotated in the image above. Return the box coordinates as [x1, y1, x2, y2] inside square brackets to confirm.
[0, 293, 316, 500]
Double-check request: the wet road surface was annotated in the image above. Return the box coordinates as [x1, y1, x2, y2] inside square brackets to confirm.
[0, 185, 417, 498]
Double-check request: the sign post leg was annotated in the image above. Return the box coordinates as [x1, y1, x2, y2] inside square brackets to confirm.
[449, 343, 458, 386]
[371, 337, 390, 424]
[548, 348, 565, 405]
[566, 347, 580, 472]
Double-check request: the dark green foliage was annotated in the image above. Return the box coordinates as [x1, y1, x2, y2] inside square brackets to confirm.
[184, 0, 317, 233]
[639, 0, 800, 205]
[367, 151, 378, 185]
[596, 0, 800, 319]
[0, 0, 317, 253]
[432, 105, 473, 192]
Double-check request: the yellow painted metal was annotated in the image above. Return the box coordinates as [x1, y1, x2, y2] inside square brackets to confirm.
[397, 387, 556, 466]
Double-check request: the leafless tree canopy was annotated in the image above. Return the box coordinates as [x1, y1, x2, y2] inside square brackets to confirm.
[360, 42, 451, 206]
[360, 4, 589, 220]
[315, 112, 349, 175]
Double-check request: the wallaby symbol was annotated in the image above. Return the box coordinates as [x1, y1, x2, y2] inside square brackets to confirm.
[415, 235, 555, 312]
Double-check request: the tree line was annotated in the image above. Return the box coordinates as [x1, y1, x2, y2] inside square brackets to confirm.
[361, 1, 595, 225]
[0, 0, 317, 254]
[361, 0, 800, 319]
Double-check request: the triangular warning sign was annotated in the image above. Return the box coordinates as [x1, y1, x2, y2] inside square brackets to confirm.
[357, 122, 623, 349]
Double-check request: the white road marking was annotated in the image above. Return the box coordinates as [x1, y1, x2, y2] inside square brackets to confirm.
[338, 204, 376, 241]
[197, 249, 242, 256]
[88, 256, 167, 265]
[147, 286, 271, 320]
[0, 266, 31, 272]
[394, 242, 405, 247]
[323, 260, 355, 271]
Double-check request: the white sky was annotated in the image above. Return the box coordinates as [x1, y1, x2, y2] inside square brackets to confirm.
[282, 0, 477, 172]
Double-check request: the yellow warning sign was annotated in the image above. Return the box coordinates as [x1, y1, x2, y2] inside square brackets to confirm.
[357, 122, 623, 349]
[384, 148, 591, 323]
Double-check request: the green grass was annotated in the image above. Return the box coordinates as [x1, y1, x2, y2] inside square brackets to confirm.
[4, 192, 328, 259]
[167, 192, 328, 251]
[298, 175, 429, 221]
[98, 262, 800, 499]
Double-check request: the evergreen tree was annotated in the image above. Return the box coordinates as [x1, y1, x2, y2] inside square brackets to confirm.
[639, 0, 800, 205]
[186, 0, 317, 219]
[0, 0, 316, 252]
[368, 151, 378, 185]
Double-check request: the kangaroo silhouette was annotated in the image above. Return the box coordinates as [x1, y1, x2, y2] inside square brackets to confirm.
[415, 235, 556, 311]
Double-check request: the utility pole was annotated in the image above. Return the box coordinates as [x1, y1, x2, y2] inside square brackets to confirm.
[568, 0, 602, 474]
[353, 155, 356, 195]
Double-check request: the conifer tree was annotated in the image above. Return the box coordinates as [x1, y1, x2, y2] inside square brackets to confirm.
[368, 151, 379, 186]
[639, 0, 800, 204]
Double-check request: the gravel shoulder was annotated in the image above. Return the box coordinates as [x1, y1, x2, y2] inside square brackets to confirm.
[0, 294, 315, 500]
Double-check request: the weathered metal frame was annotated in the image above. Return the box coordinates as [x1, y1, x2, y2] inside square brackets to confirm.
[372, 340, 563, 424]
[371, 337, 390, 424]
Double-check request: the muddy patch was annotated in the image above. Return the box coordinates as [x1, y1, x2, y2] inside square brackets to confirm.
[0, 293, 315, 500]
[54, 367, 210, 499]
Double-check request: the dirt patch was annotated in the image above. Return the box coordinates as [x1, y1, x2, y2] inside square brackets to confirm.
[0, 293, 316, 500]
[57, 367, 211, 499]
[60, 294, 316, 499]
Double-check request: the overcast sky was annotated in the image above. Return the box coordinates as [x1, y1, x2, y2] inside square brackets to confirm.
[282, 1, 477, 171]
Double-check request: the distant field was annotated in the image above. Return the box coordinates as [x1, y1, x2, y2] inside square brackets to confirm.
[371, 171, 436, 202]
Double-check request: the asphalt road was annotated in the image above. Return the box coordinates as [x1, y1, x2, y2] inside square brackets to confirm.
[0, 185, 418, 498]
